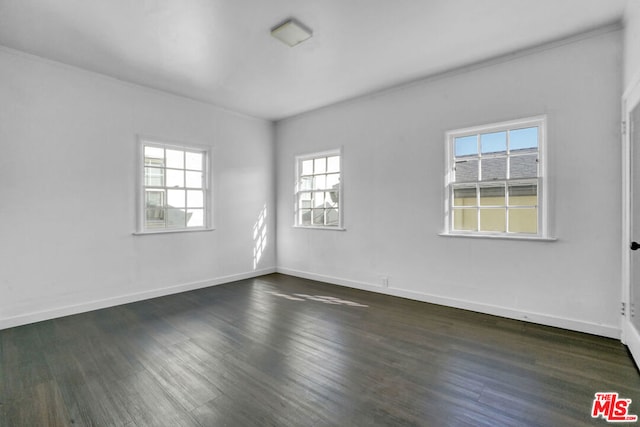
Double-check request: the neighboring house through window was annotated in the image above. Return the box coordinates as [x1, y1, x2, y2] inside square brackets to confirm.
[138, 138, 210, 233]
[444, 116, 547, 238]
[295, 150, 342, 228]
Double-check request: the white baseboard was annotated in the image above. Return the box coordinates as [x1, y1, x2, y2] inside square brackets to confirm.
[0, 267, 276, 330]
[276, 267, 621, 339]
[623, 321, 640, 368]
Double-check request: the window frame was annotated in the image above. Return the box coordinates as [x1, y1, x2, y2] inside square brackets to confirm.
[443, 116, 550, 240]
[135, 136, 213, 235]
[294, 148, 344, 230]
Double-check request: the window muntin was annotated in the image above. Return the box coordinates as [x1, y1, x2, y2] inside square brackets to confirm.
[140, 140, 210, 232]
[446, 117, 545, 237]
[295, 150, 341, 228]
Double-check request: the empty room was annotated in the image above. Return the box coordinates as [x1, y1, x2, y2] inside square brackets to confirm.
[2, 0, 640, 425]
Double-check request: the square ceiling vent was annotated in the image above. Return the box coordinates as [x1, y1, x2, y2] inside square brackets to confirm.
[271, 19, 312, 47]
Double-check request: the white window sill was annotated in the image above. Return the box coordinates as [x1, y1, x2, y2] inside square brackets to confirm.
[439, 232, 557, 242]
[133, 228, 215, 236]
[293, 225, 346, 231]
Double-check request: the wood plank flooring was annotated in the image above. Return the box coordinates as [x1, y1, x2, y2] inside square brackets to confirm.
[1, 273, 639, 426]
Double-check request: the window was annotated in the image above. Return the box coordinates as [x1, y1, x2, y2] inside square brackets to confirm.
[295, 150, 342, 228]
[444, 116, 547, 238]
[138, 139, 211, 233]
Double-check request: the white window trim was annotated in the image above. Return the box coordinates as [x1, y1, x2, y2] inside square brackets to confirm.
[294, 148, 345, 230]
[442, 115, 552, 240]
[134, 136, 214, 235]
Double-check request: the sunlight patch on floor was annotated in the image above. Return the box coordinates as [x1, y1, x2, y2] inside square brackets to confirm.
[265, 290, 368, 307]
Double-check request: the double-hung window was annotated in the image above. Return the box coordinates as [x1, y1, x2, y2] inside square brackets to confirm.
[138, 138, 211, 233]
[445, 116, 547, 238]
[295, 150, 342, 228]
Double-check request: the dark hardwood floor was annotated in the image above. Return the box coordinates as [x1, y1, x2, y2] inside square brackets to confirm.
[1, 273, 639, 426]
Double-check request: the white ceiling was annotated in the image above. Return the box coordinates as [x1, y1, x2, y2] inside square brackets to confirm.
[0, 0, 628, 120]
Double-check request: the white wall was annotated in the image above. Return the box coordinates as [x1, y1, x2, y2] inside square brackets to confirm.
[0, 48, 276, 328]
[276, 28, 623, 338]
[625, 0, 640, 89]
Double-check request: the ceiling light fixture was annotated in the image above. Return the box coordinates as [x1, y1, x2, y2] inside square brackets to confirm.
[271, 19, 312, 47]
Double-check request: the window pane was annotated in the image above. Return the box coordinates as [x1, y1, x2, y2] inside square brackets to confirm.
[481, 131, 506, 154]
[327, 190, 339, 205]
[453, 187, 476, 207]
[166, 149, 184, 169]
[479, 208, 506, 232]
[145, 167, 164, 186]
[167, 208, 187, 227]
[300, 209, 311, 225]
[300, 176, 313, 191]
[185, 152, 203, 171]
[313, 192, 325, 208]
[299, 192, 312, 209]
[312, 209, 325, 225]
[455, 159, 478, 182]
[509, 208, 537, 234]
[481, 157, 507, 180]
[508, 183, 537, 206]
[186, 171, 203, 188]
[314, 157, 327, 174]
[144, 146, 164, 166]
[455, 135, 477, 157]
[186, 209, 204, 227]
[187, 190, 203, 208]
[145, 190, 165, 208]
[479, 185, 505, 206]
[326, 173, 340, 190]
[453, 208, 477, 231]
[301, 160, 313, 175]
[166, 169, 184, 188]
[323, 191, 336, 206]
[313, 174, 326, 190]
[327, 156, 340, 173]
[326, 208, 339, 226]
[299, 199, 310, 209]
[299, 193, 311, 208]
[167, 189, 185, 208]
[510, 154, 538, 178]
[145, 208, 165, 228]
[510, 127, 538, 151]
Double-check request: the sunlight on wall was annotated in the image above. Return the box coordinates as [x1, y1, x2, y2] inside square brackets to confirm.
[253, 204, 268, 270]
